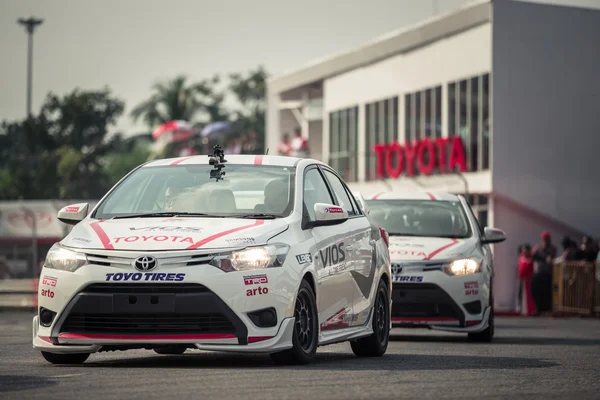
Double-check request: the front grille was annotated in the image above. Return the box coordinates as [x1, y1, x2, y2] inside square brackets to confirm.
[61, 313, 235, 335]
[82, 283, 208, 294]
[392, 283, 464, 322]
[84, 251, 215, 268]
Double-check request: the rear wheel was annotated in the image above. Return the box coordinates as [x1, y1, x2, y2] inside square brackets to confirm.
[153, 346, 187, 355]
[41, 351, 90, 365]
[351, 279, 390, 357]
[468, 283, 495, 342]
[270, 280, 318, 365]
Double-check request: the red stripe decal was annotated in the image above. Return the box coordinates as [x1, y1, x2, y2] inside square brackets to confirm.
[424, 239, 459, 260]
[39, 336, 52, 344]
[186, 219, 265, 249]
[254, 155, 264, 165]
[90, 221, 114, 250]
[392, 317, 457, 323]
[170, 156, 196, 166]
[248, 336, 273, 344]
[58, 333, 236, 340]
[425, 192, 436, 200]
[372, 192, 384, 200]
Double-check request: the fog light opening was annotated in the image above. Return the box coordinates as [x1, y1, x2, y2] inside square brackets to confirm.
[248, 307, 278, 328]
[39, 307, 56, 327]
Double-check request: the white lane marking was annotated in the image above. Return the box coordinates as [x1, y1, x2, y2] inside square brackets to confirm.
[49, 374, 85, 378]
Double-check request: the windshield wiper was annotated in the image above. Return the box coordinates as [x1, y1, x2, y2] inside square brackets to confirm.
[112, 212, 214, 219]
[237, 213, 279, 219]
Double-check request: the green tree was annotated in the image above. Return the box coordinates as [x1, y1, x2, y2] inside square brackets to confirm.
[228, 66, 268, 153]
[130, 75, 228, 129]
[0, 87, 125, 200]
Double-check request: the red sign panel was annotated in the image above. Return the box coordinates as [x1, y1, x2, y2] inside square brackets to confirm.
[373, 136, 467, 178]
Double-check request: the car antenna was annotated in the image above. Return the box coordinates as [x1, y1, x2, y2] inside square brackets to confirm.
[208, 144, 227, 182]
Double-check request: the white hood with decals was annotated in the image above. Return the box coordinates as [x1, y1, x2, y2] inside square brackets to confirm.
[62, 218, 288, 251]
[388, 235, 475, 262]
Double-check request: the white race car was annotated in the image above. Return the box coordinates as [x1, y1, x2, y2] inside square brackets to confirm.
[365, 191, 506, 342]
[33, 148, 392, 365]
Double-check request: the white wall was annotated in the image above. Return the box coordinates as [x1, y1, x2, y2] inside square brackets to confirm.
[324, 23, 491, 113]
[492, 0, 600, 237]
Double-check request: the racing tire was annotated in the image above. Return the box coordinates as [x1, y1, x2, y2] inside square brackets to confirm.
[350, 279, 390, 357]
[270, 279, 318, 365]
[41, 351, 90, 365]
[153, 346, 187, 355]
[468, 284, 495, 343]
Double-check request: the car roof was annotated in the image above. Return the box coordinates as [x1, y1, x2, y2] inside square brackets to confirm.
[143, 154, 307, 168]
[366, 191, 461, 202]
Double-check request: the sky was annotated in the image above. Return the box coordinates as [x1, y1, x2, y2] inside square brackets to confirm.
[1, 0, 599, 135]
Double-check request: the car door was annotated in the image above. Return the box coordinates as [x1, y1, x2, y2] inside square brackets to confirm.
[303, 166, 355, 331]
[320, 168, 374, 328]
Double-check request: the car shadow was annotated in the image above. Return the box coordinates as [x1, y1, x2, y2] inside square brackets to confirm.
[390, 334, 600, 346]
[75, 351, 559, 371]
[0, 375, 57, 393]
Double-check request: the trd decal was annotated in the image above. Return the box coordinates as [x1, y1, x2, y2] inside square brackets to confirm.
[320, 243, 345, 267]
[296, 253, 312, 264]
[42, 276, 57, 287]
[244, 274, 268, 286]
[41, 289, 54, 298]
[113, 236, 194, 244]
[105, 272, 185, 282]
[246, 287, 268, 296]
[392, 275, 423, 283]
[464, 281, 479, 295]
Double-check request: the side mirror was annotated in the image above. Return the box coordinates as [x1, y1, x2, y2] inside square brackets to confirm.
[57, 203, 89, 225]
[312, 203, 348, 227]
[482, 227, 506, 244]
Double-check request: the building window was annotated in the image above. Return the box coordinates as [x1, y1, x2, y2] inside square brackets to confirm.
[329, 106, 358, 182]
[405, 85, 442, 144]
[447, 73, 490, 172]
[365, 96, 398, 180]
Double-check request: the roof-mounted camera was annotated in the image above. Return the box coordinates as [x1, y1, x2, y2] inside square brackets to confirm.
[208, 145, 227, 181]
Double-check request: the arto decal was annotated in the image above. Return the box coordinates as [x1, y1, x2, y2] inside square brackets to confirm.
[244, 274, 268, 286]
[246, 287, 268, 296]
[41, 289, 55, 298]
[464, 281, 479, 296]
[105, 272, 185, 282]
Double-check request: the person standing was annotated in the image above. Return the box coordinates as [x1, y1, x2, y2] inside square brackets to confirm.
[531, 231, 556, 314]
[276, 133, 292, 156]
[518, 244, 536, 316]
[290, 128, 309, 158]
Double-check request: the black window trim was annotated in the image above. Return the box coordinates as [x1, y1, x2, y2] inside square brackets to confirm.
[301, 164, 336, 229]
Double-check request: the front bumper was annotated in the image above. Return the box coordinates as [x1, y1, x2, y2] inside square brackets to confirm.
[33, 251, 300, 354]
[391, 270, 489, 332]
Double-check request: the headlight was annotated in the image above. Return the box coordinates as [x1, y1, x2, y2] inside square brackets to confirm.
[44, 243, 88, 272]
[209, 243, 290, 272]
[444, 258, 480, 275]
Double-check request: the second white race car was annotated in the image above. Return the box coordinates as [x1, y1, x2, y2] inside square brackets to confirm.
[33, 148, 392, 365]
[366, 191, 506, 342]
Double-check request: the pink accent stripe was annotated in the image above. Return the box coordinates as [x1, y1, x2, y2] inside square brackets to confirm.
[465, 320, 482, 327]
[372, 192, 385, 200]
[39, 336, 52, 344]
[186, 220, 265, 249]
[90, 221, 114, 250]
[254, 155, 264, 165]
[425, 192, 436, 200]
[424, 238, 459, 260]
[248, 336, 273, 344]
[392, 317, 457, 323]
[58, 333, 236, 341]
[170, 156, 196, 166]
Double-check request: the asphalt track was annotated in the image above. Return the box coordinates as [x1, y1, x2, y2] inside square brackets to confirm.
[1, 312, 599, 400]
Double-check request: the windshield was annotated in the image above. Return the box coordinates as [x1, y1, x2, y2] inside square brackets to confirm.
[93, 164, 295, 219]
[365, 199, 472, 239]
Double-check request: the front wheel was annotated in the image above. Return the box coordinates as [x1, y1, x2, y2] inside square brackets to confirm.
[468, 284, 495, 342]
[351, 279, 390, 357]
[270, 279, 319, 365]
[41, 351, 90, 365]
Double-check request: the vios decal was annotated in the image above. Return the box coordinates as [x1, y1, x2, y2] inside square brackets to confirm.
[320, 243, 345, 267]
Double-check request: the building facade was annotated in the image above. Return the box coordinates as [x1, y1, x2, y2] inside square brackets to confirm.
[266, 0, 600, 311]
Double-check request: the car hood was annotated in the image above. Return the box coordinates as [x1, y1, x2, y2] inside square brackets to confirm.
[62, 217, 289, 251]
[388, 235, 475, 262]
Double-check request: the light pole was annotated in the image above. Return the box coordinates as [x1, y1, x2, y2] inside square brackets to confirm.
[17, 16, 44, 117]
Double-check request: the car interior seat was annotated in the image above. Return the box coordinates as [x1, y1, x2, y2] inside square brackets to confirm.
[207, 188, 237, 214]
[263, 179, 288, 214]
